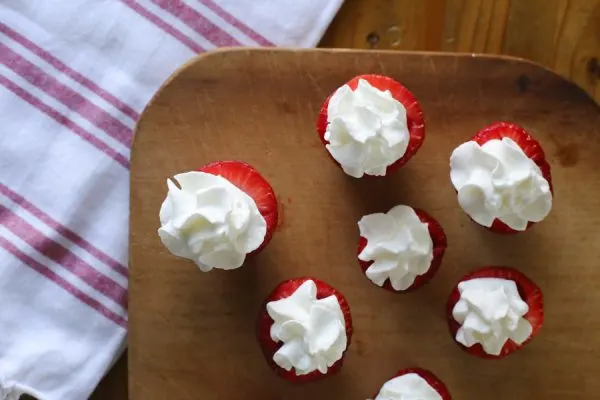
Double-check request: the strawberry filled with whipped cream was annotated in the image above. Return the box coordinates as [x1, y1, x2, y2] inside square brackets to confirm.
[447, 267, 544, 359]
[316, 74, 425, 178]
[371, 368, 451, 400]
[257, 277, 352, 383]
[157, 161, 278, 272]
[450, 122, 553, 233]
[357, 205, 447, 292]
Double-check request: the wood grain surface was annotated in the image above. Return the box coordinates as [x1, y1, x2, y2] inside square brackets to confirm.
[91, 2, 600, 398]
[320, 0, 600, 103]
[127, 48, 599, 400]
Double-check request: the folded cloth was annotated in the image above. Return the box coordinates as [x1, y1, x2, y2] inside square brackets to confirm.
[0, 1, 342, 398]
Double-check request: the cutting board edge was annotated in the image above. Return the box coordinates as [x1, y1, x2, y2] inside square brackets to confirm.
[130, 48, 598, 154]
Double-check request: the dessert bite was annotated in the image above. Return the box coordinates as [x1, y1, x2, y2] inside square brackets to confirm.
[257, 278, 352, 383]
[157, 161, 277, 271]
[357, 205, 447, 292]
[447, 267, 544, 359]
[316, 74, 425, 178]
[372, 368, 451, 400]
[449, 122, 553, 233]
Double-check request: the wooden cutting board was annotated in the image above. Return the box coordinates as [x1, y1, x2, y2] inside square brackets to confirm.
[129, 49, 600, 400]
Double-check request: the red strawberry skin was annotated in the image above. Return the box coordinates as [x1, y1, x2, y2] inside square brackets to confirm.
[470, 122, 553, 234]
[257, 277, 353, 383]
[199, 161, 278, 252]
[316, 74, 425, 175]
[357, 209, 447, 292]
[373, 368, 452, 399]
[446, 267, 544, 359]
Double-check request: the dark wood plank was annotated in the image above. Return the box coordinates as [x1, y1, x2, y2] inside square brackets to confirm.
[319, 0, 600, 103]
[90, 355, 128, 400]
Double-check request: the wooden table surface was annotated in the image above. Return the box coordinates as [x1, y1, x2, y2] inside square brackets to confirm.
[90, 1, 600, 398]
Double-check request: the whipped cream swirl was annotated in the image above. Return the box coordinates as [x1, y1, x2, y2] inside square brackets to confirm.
[266, 280, 347, 375]
[374, 373, 442, 400]
[358, 205, 433, 291]
[158, 171, 266, 272]
[324, 78, 410, 178]
[452, 278, 533, 356]
[450, 137, 552, 231]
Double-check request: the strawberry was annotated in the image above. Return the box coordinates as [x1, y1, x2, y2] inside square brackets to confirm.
[256, 277, 353, 383]
[357, 208, 447, 292]
[199, 161, 278, 252]
[471, 122, 553, 234]
[316, 74, 425, 175]
[446, 267, 544, 359]
[373, 368, 452, 399]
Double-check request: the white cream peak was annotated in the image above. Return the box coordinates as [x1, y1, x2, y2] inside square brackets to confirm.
[266, 280, 347, 376]
[450, 137, 552, 231]
[452, 278, 533, 356]
[158, 171, 266, 272]
[374, 373, 443, 400]
[358, 205, 433, 291]
[324, 78, 410, 178]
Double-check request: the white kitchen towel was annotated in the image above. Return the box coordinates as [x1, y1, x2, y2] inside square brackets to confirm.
[0, 1, 343, 399]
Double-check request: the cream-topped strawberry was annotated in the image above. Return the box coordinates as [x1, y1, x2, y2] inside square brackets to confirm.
[372, 368, 451, 400]
[357, 205, 446, 292]
[257, 278, 352, 383]
[316, 74, 425, 178]
[450, 122, 553, 233]
[158, 161, 277, 271]
[447, 267, 544, 359]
